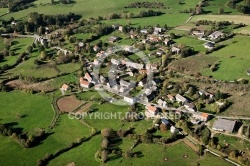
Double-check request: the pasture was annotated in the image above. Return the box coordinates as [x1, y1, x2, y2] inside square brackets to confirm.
[0, 115, 90, 166]
[191, 15, 250, 25]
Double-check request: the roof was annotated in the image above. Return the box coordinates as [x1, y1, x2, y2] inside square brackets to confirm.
[120, 80, 132, 87]
[201, 113, 209, 118]
[209, 31, 224, 37]
[162, 118, 170, 125]
[85, 73, 92, 81]
[184, 102, 195, 109]
[146, 105, 157, 112]
[80, 78, 90, 86]
[175, 94, 187, 102]
[212, 119, 236, 132]
[167, 94, 174, 99]
[61, 84, 69, 90]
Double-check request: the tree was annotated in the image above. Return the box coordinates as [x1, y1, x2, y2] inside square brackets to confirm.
[40, 51, 47, 60]
[218, 7, 224, 14]
[27, 46, 33, 53]
[101, 150, 108, 163]
[101, 128, 113, 137]
[161, 54, 168, 68]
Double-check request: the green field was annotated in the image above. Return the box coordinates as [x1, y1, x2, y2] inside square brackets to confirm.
[0, 115, 90, 166]
[202, 35, 250, 80]
[234, 25, 250, 35]
[174, 36, 207, 52]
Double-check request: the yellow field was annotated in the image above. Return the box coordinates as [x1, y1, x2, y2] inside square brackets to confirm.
[191, 14, 250, 25]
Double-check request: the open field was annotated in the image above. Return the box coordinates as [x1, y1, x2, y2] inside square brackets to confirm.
[234, 25, 250, 35]
[0, 91, 53, 132]
[171, 35, 250, 81]
[0, 115, 90, 166]
[191, 15, 250, 25]
[0, 0, 200, 21]
[202, 35, 250, 80]
[57, 95, 85, 112]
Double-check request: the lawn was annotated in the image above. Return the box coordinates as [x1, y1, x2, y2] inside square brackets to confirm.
[0, 115, 90, 166]
[174, 36, 207, 52]
[202, 35, 250, 80]
[198, 153, 233, 166]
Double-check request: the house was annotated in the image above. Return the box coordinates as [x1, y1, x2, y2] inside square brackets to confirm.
[192, 30, 204, 37]
[171, 46, 181, 54]
[146, 64, 158, 71]
[140, 29, 148, 34]
[167, 95, 175, 102]
[184, 102, 196, 112]
[157, 99, 167, 107]
[93, 45, 100, 52]
[112, 24, 120, 29]
[175, 94, 187, 104]
[209, 31, 224, 40]
[96, 51, 105, 58]
[161, 118, 170, 128]
[109, 36, 119, 43]
[78, 42, 84, 47]
[203, 42, 215, 49]
[119, 80, 134, 89]
[124, 96, 137, 105]
[118, 26, 123, 32]
[153, 27, 162, 35]
[142, 93, 155, 102]
[61, 84, 69, 91]
[163, 38, 173, 46]
[80, 78, 91, 88]
[156, 50, 164, 56]
[146, 105, 158, 116]
[93, 59, 100, 65]
[138, 78, 147, 87]
[193, 112, 211, 122]
[212, 119, 236, 133]
[148, 35, 162, 43]
[100, 75, 107, 84]
[139, 69, 147, 74]
[123, 46, 134, 52]
[125, 61, 144, 70]
[111, 58, 120, 65]
[170, 126, 179, 134]
[198, 89, 214, 99]
[84, 73, 92, 82]
[247, 69, 250, 76]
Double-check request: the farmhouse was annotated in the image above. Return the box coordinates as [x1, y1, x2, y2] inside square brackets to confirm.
[119, 80, 134, 89]
[61, 84, 69, 91]
[175, 94, 187, 104]
[192, 112, 211, 122]
[126, 61, 144, 70]
[146, 105, 158, 116]
[163, 38, 173, 46]
[171, 46, 181, 54]
[203, 42, 215, 49]
[140, 29, 148, 34]
[170, 126, 179, 134]
[192, 30, 204, 37]
[84, 73, 92, 82]
[184, 102, 196, 112]
[79, 78, 91, 88]
[209, 31, 224, 40]
[167, 94, 175, 102]
[212, 119, 236, 133]
[124, 96, 137, 105]
[198, 89, 214, 99]
[111, 58, 120, 65]
[109, 36, 119, 43]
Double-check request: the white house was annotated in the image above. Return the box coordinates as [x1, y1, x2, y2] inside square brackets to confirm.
[175, 94, 187, 104]
[209, 31, 224, 40]
[124, 96, 137, 105]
